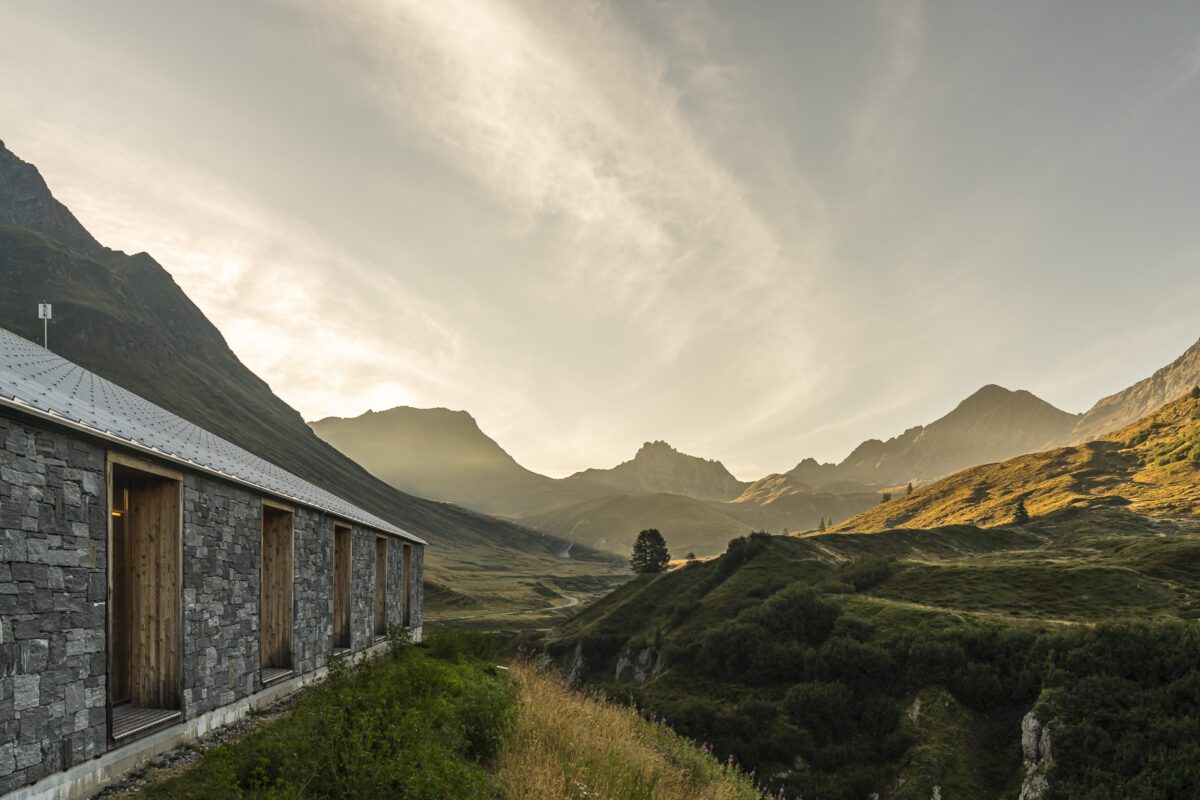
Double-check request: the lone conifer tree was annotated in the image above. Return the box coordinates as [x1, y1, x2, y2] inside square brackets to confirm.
[906, 482, 914, 496]
[1014, 497, 1030, 525]
[630, 529, 670, 573]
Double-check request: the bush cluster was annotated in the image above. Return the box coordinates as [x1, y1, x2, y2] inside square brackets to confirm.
[142, 631, 515, 800]
[599, 542, 1200, 800]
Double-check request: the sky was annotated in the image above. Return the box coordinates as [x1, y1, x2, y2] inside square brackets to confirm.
[3, 1, 1200, 479]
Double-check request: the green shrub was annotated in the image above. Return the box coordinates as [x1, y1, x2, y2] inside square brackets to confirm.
[143, 636, 515, 800]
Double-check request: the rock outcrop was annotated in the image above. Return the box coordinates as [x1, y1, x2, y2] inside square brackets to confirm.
[1018, 711, 1053, 800]
[614, 647, 664, 685]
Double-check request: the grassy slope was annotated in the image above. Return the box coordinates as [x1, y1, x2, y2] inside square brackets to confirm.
[108, 632, 760, 800]
[544, 504, 1200, 798]
[0, 225, 626, 614]
[834, 390, 1200, 533]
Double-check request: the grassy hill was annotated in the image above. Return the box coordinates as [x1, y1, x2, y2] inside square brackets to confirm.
[542, 506, 1200, 798]
[835, 388, 1200, 533]
[541, 396, 1200, 798]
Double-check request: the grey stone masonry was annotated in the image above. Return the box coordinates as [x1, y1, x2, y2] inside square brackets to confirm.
[386, 540, 424, 631]
[409, 544, 424, 631]
[350, 528, 376, 650]
[386, 538, 404, 630]
[292, 508, 333, 676]
[179, 474, 262, 719]
[0, 415, 108, 796]
[1, 406, 424, 798]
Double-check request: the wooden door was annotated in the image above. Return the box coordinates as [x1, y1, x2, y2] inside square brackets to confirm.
[374, 536, 387, 637]
[333, 526, 351, 649]
[261, 506, 294, 668]
[402, 543, 413, 627]
[126, 477, 181, 709]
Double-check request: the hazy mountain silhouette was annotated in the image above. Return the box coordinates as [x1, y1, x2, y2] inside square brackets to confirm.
[563, 440, 749, 502]
[310, 406, 598, 515]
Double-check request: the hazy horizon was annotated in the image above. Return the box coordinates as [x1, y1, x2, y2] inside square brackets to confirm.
[3, 1, 1200, 479]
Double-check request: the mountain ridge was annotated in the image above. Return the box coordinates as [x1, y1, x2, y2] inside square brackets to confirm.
[1063, 337, 1200, 444]
[564, 439, 749, 502]
[789, 384, 1081, 490]
[834, 387, 1200, 533]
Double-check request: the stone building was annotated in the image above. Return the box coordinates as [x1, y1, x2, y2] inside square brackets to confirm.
[0, 327, 424, 800]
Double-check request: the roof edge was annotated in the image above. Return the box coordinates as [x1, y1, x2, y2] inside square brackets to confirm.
[0, 394, 427, 545]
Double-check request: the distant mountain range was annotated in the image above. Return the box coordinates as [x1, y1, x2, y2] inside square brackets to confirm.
[0, 139, 624, 615]
[789, 384, 1082, 490]
[8, 134, 1198, 576]
[312, 341, 1200, 558]
[311, 382, 1138, 557]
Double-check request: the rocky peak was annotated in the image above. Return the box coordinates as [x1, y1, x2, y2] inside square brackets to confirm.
[567, 440, 748, 502]
[1065, 337, 1200, 444]
[0, 140, 104, 256]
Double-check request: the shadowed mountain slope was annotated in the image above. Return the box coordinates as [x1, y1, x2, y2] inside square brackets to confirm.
[309, 406, 591, 516]
[835, 388, 1200, 533]
[721, 472, 878, 532]
[519, 492, 752, 557]
[0, 140, 624, 611]
[1064, 336, 1200, 444]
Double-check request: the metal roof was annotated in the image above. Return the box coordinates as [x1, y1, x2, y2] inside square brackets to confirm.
[0, 327, 422, 543]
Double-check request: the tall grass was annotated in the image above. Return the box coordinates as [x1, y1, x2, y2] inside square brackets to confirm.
[494, 658, 759, 800]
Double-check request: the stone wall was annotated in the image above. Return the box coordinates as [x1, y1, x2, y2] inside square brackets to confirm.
[0, 414, 108, 795]
[292, 508, 333, 676]
[0, 409, 424, 796]
[386, 540, 404, 629]
[385, 540, 423, 633]
[408, 545, 424, 631]
[350, 529, 376, 649]
[179, 474, 261, 719]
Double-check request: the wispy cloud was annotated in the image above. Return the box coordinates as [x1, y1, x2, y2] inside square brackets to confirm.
[294, 0, 809, 331]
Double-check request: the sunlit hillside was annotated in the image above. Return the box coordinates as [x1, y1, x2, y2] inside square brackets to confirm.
[834, 388, 1200, 533]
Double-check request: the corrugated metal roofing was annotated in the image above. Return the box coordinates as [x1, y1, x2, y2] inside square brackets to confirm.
[0, 327, 422, 543]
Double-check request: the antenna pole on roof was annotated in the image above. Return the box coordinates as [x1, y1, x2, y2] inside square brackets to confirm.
[37, 303, 51, 350]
